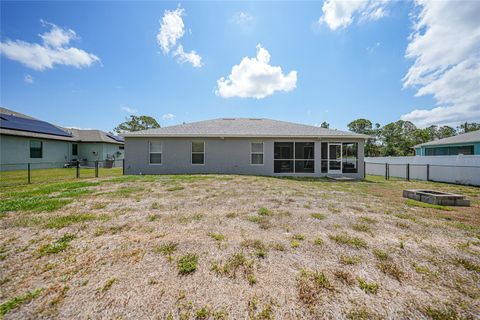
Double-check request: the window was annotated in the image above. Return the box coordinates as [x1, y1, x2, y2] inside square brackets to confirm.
[192, 142, 205, 165]
[342, 143, 358, 173]
[149, 142, 162, 164]
[251, 142, 264, 165]
[119, 145, 125, 150]
[72, 143, 78, 156]
[425, 145, 473, 156]
[274, 142, 314, 173]
[30, 140, 43, 158]
[321, 143, 328, 173]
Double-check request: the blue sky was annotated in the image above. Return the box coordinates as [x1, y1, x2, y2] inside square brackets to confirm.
[1, 1, 478, 132]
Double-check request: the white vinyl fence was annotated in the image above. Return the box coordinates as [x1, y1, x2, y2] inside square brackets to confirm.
[365, 155, 480, 186]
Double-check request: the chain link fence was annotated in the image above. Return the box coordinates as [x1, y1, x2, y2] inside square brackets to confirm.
[0, 160, 124, 187]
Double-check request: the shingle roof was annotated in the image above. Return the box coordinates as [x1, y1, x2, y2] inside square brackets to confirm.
[66, 128, 124, 144]
[0, 107, 123, 144]
[414, 130, 480, 148]
[123, 118, 368, 139]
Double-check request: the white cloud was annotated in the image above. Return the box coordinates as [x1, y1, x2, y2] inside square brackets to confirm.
[162, 113, 176, 120]
[121, 106, 137, 114]
[156, 7, 202, 68]
[24, 74, 33, 84]
[157, 7, 185, 54]
[39, 20, 77, 47]
[0, 21, 100, 71]
[216, 44, 297, 99]
[401, 0, 480, 127]
[319, 0, 389, 30]
[231, 11, 254, 25]
[173, 44, 202, 68]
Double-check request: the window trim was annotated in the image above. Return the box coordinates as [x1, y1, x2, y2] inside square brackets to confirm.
[191, 141, 205, 165]
[148, 141, 162, 165]
[250, 142, 264, 166]
[273, 141, 315, 174]
[29, 140, 43, 159]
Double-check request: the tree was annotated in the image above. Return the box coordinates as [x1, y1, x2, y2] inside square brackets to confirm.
[437, 126, 456, 139]
[457, 122, 480, 134]
[347, 119, 382, 156]
[114, 115, 160, 134]
[320, 121, 330, 129]
[347, 118, 372, 134]
[380, 120, 417, 156]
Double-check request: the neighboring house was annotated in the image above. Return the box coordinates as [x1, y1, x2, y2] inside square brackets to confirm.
[123, 118, 368, 178]
[414, 130, 480, 156]
[0, 107, 124, 170]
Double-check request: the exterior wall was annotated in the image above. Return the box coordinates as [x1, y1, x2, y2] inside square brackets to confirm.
[77, 143, 124, 162]
[416, 142, 480, 156]
[103, 143, 124, 160]
[77, 143, 103, 162]
[125, 137, 364, 179]
[0, 135, 125, 170]
[0, 134, 72, 170]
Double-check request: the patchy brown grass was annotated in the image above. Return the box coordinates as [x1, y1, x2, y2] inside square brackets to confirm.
[0, 174, 479, 318]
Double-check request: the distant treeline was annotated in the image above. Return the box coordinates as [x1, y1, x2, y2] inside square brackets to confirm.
[345, 119, 480, 157]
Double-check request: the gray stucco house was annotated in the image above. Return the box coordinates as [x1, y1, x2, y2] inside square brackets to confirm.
[0, 107, 124, 171]
[123, 118, 368, 178]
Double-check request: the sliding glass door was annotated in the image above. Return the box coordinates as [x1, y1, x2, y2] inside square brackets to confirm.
[274, 142, 314, 173]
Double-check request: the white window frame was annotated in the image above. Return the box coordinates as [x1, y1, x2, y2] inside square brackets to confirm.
[250, 142, 264, 165]
[191, 141, 205, 165]
[149, 141, 162, 165]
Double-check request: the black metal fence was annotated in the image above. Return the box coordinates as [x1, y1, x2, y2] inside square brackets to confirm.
[0, 160, 124, 187]
[365, 161, 480, 186]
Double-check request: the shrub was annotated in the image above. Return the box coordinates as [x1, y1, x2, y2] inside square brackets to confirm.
[358, 278, 378, 294]
[38, 234, 75, 256]
[297, 270, 332, 305]
[373, 249, 388, 260]
[340, 255, 361, 265]
[0, 289, 42, 317]
[258, 207, 272, 216]
[153, 242, 178, 256]
[329, 233, 368, 249]
[208, 232, 226, 242]
[377, 261, 404, 281]
[292, 234, 305, 241]
[178, 253, 198, 275]
[311, 213, 327, 220]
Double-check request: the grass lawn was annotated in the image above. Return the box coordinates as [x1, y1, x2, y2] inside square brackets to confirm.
[0, 174, 479, 319]
[0, 167, 123, 187]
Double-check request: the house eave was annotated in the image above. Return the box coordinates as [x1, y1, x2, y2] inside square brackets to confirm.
[122, 133, 368, 140]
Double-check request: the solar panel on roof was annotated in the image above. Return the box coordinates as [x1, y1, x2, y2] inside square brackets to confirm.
[0, 113, 73, 137]
[107, 133, 124, 142]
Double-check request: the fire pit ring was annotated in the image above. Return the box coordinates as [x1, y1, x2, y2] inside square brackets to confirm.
[403, 190, 470, 207]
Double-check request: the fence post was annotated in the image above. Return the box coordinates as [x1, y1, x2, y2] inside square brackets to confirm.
[426, 164, 430, 181]
[385, 163, 388, 180]
[76, 160, 80, 179]
[122, 159, 125, 175]
[28, 163, 31, 184]
[363, 161, 366, 179]
[95, 161, 99, 178]
[406, 163, 410, 181]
